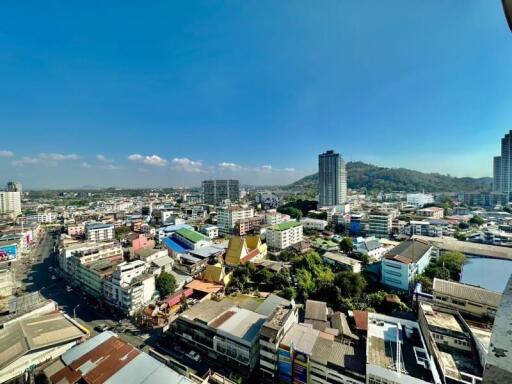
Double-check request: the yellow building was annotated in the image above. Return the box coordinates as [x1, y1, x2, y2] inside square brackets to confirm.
[224, 236, 267, 266]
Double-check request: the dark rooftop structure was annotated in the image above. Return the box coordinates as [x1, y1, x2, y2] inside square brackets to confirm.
[385, 238, 432, 264]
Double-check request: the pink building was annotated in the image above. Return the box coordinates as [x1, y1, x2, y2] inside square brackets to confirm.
[131, 234, 155, 254]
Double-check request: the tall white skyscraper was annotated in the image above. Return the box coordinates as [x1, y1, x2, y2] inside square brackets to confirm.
[318, 150, 347, 207]
[493, 131, 512, 194]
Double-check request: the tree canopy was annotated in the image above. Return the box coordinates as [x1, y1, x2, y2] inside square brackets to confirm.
[155, 271, 177, 297]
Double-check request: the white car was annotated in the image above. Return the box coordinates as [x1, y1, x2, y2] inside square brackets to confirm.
[51, 275, 56, 280]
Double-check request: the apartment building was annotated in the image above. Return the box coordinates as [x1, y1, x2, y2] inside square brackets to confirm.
[26, 212, 56, 223]
[381, 238, 433, 291]
[103, 260, 156, 315]
[67, 223, 85, 237]
[407, 193, 435, 208]
[75, 259, 120, 299]
[201, 224, 219, 239]
[235, 216, 263, 236]
[263, 211, 290, 226]
[300, 217, 328, 231]
[217, 206, 254, 235]
[368, 209, 396, 239]
[265, 221, 303, 251]
[0, 190, 21, 217]
[65, 242, 123, 281]
[85, 223, 115, 241]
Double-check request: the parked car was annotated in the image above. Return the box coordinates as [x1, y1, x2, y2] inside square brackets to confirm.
[186, 350, 201, 362]
[94, 324, 110, 332]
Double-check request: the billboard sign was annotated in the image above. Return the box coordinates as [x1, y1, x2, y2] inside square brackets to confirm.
[292, 350, 309, 384]
[0, 244, 18, 262]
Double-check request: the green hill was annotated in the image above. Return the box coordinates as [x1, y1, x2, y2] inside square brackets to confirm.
[290, 161, 491, 193]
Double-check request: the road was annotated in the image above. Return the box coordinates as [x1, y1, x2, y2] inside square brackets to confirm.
[20, 230, 152, 349]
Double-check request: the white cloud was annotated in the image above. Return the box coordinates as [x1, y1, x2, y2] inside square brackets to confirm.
[218, 162, 242, 171]
[102, 164, 121, 170]
[260, 165, 273, 171]
[284, 167, 296, 172]
[0, 150, 14, 158]
[171, 158, 205, 173]
[96, 154, 113, 163]
[81, 162, 92, 169]
[128, 153, 167, 166]
[11, 156, 39, 166]
[38, 153, 79, 161]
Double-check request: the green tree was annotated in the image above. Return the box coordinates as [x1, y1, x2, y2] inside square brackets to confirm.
[339, 237, 353, 254]
[180, 292, 189, 311]
[438, 251, 465, 278]
[296, 269, 315, 301]
[334, 271, 366, 299]
[415, 274, 433, 293]
[155, 271, 177, 297]
[115, 225, 131, 240]
[454, 231, 467, 241]
[458, 222, 470, 230]
[280, 286, 297, 300]
[271, 268, 292, 291]
[277, 207, 303, 220]
[469, 215, 485, 226]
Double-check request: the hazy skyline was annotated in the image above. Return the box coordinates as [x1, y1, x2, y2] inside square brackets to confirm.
[1, 1, 511, 188]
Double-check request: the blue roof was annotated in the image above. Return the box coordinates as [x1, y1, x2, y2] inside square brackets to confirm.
[86, 223, 113, 230]
[163, 237, 189, 254]
[160, 224, 193, 233]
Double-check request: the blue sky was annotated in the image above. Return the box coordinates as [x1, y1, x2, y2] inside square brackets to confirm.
[0, 1, 511, 188]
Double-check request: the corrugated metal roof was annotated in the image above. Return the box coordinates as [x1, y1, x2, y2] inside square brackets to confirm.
[105, 352, 194, 384]
[162, 237, 189, 254]
[433, 278, 502, 307]
[61, 331, 113, 365]
[216, 308, 266, 342]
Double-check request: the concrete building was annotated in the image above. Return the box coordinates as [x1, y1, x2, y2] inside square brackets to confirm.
[0, 190, 21, 217]
[173, 299, 267, 372]
[432, 278, 501, 319]
[368, 209, 396, 239]
[381, 238, 433, 291]
[64, 242, 123, 282]
[0, 312, 88, 383]
[259, 302, 300, 381]
[6, 181, 22, 193]
[217, 205, 254, 235]
[366, 312, 442, 384]
[67, 223, 85, 237]
[483, 275, 512, 383]
[407, 193, 435, 208]
[266, 221, 303, 251]
[173, 227, 212, 249]
[103, 260, 156, 315]
[202, 179, 240, 205]
[263, 210, 290, 225]
[235, 215, 263, 236]
[275, 322, 365, 384]
[201, 224, 219, 239]
[418, 302, 485, 384]
[27, 212, 57, 223]
[85, 222, 115, 241]
[75, 259, 120, 299]
[417, 207, 444, 219]
[318, 150, 347, 207]
[300, 217, 328, 231]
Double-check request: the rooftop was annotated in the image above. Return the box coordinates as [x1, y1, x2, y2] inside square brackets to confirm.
[0, 312, 87, 370]
[385, 238, 432, 264]
[51, 331, 193, 384]
[433, 278, 502, 306]
[86, 223, 114, 230]
[175, 228, 209, 243]
[270, 220, 302, 231]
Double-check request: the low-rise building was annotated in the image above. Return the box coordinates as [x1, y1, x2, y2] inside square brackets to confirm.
[366, 312, 441, 384]
[381, 238, 433, 291]
[201, 224, 219, 239]
[432, 278, 501, 319]
[300, 217, 328, 231]
[418, 302, 485, 384]
[225, 236, 267, 266]
[173, 227, 212, 250]
[173, 299, 267, 372]
[0, 312, 88, 383]
[263, 210, 290, 225]
[407, 193, 435, 208]
[67, 223, 85, 237]
[48, 331, 194, 384]
[266, 221, 303, 251]
[322, 252, 363, 273]
[26, 211, 57, 223]
[217, 206, 254, 235]
[417, 207, 444, 219]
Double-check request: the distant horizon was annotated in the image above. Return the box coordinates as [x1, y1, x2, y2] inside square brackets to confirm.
[1, 2, 510, 188]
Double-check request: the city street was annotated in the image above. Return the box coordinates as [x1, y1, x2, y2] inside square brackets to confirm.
[20, 230, 152, 349]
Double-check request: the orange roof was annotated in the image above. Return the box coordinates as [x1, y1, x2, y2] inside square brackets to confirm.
[186, 279, 224, 294]
[352, 310, 368, 332]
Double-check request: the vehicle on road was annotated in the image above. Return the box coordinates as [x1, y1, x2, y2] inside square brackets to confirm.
[51, 275, 56, 280]
[66, 286, 73, 292]
[94, 324, 110, 332]
[186, 350, 202, 362]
